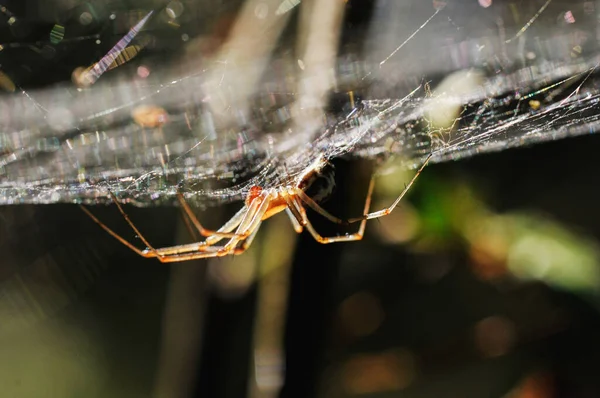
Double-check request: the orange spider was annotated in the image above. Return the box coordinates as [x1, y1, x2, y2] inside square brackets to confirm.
[80, 154, 432, 262]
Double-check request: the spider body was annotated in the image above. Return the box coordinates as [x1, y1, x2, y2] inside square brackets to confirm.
[297, 161, 336, 204]
[248, 186, 289, 220]
[250, 157, 337, 219]
[80, 154, 432, 262]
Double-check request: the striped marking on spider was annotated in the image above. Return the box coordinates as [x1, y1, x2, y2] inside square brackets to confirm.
[80, 154, 432, 262]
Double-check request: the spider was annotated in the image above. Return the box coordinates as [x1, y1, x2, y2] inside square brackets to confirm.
[80, 154, 432, 262]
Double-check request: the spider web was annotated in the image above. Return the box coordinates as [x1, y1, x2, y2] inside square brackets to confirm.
[0, 0, 598, 207]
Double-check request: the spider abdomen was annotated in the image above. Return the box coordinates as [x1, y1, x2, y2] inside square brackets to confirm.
[298, 163, 336, 204]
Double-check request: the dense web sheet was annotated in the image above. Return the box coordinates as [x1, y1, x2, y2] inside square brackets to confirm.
[0, 0, 598, 207]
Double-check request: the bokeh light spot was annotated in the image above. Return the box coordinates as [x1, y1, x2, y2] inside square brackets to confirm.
[474, 315, 516, 357]
[131, 105, 169, 128]
[79, 11, 93, 25]
[339, 291, 385, 338]
[137, 65, 150, 78]
[166, 1, 184, 19]
[564, 10, 576, 24]
[342, 349, 417, 394]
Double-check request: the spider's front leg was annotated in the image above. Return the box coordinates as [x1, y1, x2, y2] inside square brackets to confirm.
[80, 194, 252, 261]
[157, 192, 273, 262]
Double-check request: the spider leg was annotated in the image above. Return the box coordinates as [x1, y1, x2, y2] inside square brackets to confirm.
[285, 207, 303, 233]
[284, 192, 305, 222]
[221, 190, 272, 253]
[291, 196, 369, 244]
[205, 205, 251, 246]
[295, 154, 431, 225]
[347, 153, 432, 223]
[232, 222, 262, 255]
[293, 170, 375, 226]
[153, 202, 260, 257]
[81, 199, 250, 260]
[156, 192, 272, 262]
[176, 193, 238, 240]
[178, 205, 200, 242]
[106, 191, 161, 257]
[79, 205, 154, 258]
[155, 247, 230, 262]
[154, 232, 257, 262]
[148, 206, 249, 257]
[295, 189, 346, 224]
